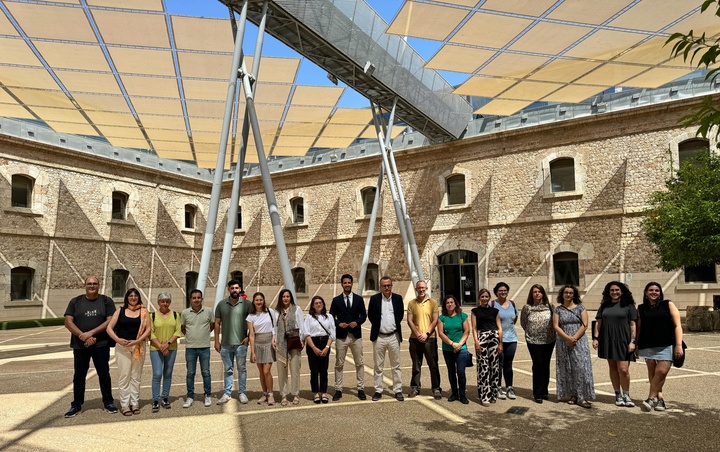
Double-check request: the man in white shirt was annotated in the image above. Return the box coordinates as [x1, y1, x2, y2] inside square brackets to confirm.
[367, 276, 405, 401]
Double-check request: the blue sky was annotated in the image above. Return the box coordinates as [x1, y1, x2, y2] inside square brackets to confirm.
[164, 0, 460, 108]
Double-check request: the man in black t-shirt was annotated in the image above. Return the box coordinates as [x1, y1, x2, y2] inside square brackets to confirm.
[63, 276, 118, 418]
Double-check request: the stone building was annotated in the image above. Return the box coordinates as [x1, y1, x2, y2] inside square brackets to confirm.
[1, 93, 719, 321]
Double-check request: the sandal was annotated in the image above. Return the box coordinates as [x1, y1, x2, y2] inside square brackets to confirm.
[314, 394, 321, 404]
[292, 396, 300, 405]
[122, 407, 132, 416]
[281, 397, 288, 406]
[578, 399, 592, 409]
[267, 394, 275, 406]
[257, 393, 267, 404]
[321, 394, 329, 404]
[132, 407, 141, 415]
[567, 397, 577, 405]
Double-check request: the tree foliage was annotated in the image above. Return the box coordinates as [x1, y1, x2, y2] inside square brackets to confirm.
[666, 0, 720, 144]
[643, 152, 720, 271]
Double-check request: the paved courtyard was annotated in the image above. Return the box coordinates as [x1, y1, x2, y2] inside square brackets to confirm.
[0, 319, 718, 451]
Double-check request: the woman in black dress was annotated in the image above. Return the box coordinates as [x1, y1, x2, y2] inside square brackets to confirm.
[592, 281, 637, 408]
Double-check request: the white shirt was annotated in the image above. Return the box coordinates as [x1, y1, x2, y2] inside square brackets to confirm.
[380, 294, 396, 334]
[246, 308, 278, 335]
[304, 313, 336, 340]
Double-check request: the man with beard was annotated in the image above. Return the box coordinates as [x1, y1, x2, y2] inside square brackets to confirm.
[214, 280, 251, 404]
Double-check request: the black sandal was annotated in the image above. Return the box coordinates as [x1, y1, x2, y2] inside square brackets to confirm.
[321, 394, 329, 404]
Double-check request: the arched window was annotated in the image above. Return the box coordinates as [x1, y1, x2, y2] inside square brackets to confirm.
[112, 269, 129, 298]
[230, 270, 244, 288]
[236, 207, 243, 230]
[361, 187, 376, 215]
[10, 266, 34, 300]
[290, 197, 304, 224]
[553, 252, 579, 286]
[184, 204, 196, 229]
[292, 267, 306, 293]
[185, 271, 198, 308]
[11, 175, 34, 208]
[446, 174, 466, 206]
[678, 138, 709, 165]
[550, 158, 576, 193]
[112, 191, 128, 220]
[365, 263, 379, 292]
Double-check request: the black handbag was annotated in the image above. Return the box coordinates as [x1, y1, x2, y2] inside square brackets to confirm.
[285, 328, 303, 350]
[672, 341, 687, 368]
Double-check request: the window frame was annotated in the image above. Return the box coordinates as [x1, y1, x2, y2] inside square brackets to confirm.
[10, 266, 34, 301]
[11, 175, 34, 209]
[290, 197, 305, 225]
[553, 252, 580, 287]
[112, 269, 130, 298]
[184, 204, 196, 229]
[365, 263, 379, 292]
[360, 187, 376, 216]
[111, 191, 129, 221]
[549, 158, 576, 193]
[446, 174, 466, 206]
[292, 267, 306, 293]
[684, 265, 717, 284]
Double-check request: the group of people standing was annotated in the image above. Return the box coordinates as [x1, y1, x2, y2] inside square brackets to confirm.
[62, 274, 684, 418]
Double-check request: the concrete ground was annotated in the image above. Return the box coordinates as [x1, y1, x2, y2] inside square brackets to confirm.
[0, 320, 718, 452]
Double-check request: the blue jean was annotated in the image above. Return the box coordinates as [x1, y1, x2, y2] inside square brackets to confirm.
[442, 348, 469, 396]
[150, 349, 177, 401]
[498, 341, 518, 387]
[220, 344, 248, 396]
[186, 347, 211, 398]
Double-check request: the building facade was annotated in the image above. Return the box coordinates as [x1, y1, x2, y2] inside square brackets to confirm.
[1, 95, 718, 321]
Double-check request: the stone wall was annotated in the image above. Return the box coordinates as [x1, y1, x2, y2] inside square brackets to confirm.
[1, 96, 719, 320]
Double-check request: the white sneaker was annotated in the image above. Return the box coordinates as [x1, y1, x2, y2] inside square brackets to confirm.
[496, 388, 507, 400]
[182, 397, 194, 408]
[204, 395, 212, 407]
[238, 393, 249, 404]
[217, 394, 231, 405]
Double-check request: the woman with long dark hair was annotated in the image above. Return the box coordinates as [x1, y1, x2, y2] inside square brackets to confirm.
[275, 289, 305, 406]
[437, 295, 471, 404]
[592, 281, 637, 407]
[520, 284, 555, 403]
[636, 282, 683, 412]
[553, 284, 594, 408]
[247, 292, 278, 405]
[106, 288, 151, 416]
[471, 288, 502, 406]
[304, 296, 335, 404]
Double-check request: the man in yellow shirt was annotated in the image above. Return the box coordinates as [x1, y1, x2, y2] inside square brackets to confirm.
[407, 280, 441, 399]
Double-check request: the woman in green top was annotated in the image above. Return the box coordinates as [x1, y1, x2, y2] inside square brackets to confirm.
[437, 295, 471, 404]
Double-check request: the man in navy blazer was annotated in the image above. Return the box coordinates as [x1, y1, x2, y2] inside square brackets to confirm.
[329, 274, 367, 401]
[367, 275, 405, 401]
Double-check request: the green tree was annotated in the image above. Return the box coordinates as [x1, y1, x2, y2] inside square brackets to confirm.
[643, 152, 720, 271]
[666, 0, 720, 144]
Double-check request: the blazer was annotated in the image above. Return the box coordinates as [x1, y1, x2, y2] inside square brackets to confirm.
[368, 292, 404, 343]
[329, 292, 367, 340]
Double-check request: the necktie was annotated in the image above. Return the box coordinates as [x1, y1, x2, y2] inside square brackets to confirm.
[346, 296, 351, 309]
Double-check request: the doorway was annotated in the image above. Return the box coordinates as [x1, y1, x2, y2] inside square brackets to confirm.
[439, 250, 478, 306]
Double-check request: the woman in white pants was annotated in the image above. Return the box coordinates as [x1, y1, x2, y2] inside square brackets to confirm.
[274, 289, 305, 406]
[107, 288, 150, 416]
